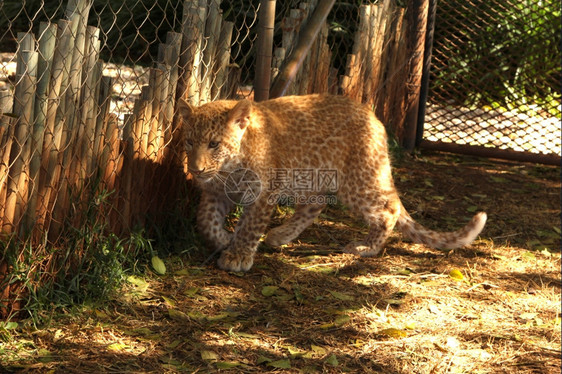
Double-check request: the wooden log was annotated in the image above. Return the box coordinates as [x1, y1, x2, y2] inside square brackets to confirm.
[351, 5, 370, 101]
[163, 32, 182, 137]
[79, 27, 101, 175]
[282, 9, 301, 54]
[366, 0, 392, 106]
[146, 68, 164, 161]
[0, 116, 17, 228]
[118, 113, 134, 233]
[92, 75, 112, 170]
[4, 33, 38, 235]
[200, 0, 222, 104]
[309, 22, 329, 93]
[34, 19, 73, 236]
[328, 67, 338, 94]
[131, 86, 153, 227]
[224, 64, 241, 100]
[25, 22, 57, 232]
[101, 114, 119, 192]
[136, 85, 154, 162]
[403, 0, 429, 150]
[388, 9, 409, 139]
[212, 21, 234, 101]
[0, 89, 13, 115]
[49, 0, 94, 238]
[339, 53, 355, 97]
[83, 61, 102, 178]
[377, 4, 401, 124]
[63, 0, 93, 145]
[254, 0, 276, 101]
[155, 63, 171, 161]
[70, 26, 100, 191]
[179, 0, 208, 105]
[295, 2, 312, 95]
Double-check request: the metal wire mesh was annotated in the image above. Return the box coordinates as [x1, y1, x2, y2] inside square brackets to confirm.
[424, 0, 561, 158]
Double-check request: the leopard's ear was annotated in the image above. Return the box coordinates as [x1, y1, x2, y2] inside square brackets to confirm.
[177, 98, 195, 122]
[227, 99, 252, 131]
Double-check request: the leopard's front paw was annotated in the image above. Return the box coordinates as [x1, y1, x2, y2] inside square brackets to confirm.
[217, 248, 255, 272]
[343, 241, 382, 257]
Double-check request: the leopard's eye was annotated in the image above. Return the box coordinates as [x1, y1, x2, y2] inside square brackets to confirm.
[208, 140, 220, 149]
[186, 140, 193, 149]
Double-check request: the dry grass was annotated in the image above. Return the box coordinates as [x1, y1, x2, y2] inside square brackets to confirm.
[0, 151, 560, 373]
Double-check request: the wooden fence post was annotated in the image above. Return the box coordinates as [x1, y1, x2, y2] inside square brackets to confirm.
[402, 0, 429, 151]
[254, 0, 277, 102]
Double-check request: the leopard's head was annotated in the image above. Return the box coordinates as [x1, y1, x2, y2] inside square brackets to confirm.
[178, 99, 252, 184]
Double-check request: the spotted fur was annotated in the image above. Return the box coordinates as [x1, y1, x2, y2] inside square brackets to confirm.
[179, 94, 487, 272]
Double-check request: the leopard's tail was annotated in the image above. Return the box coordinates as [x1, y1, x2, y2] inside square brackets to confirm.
[396, 204, 487, 249]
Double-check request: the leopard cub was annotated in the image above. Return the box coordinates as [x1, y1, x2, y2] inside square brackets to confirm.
[179, 94, 486, 272]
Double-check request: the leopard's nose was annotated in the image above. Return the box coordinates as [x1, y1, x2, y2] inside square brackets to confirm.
[190, 168, 205, 176]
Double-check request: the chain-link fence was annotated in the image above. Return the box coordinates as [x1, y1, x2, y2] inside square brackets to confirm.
[421, 0, 561, 164]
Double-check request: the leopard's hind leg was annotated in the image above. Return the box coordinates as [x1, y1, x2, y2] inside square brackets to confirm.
[342, 193, 401, 257]
[337, 148, 401, 256]
[265, 203, 325, 246]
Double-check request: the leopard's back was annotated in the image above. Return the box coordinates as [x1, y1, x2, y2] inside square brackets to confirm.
[252, 94, 390, 176]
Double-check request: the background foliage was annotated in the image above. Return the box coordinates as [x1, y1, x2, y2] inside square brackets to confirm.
[430, 0, 561, 109]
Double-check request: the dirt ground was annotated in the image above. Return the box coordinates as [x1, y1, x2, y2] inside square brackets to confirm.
[0, 150, 560, 373]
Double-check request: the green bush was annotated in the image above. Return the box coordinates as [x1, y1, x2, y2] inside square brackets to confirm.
[430, 0, 561, 110]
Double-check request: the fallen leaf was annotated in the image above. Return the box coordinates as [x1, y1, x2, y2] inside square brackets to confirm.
[334, 315, 351, 326]
[268, 359, 291, 369]
[405, 322, 416, 330]
[161, 296, 175, 307]
[325, 354, 339, 367]
[261, 285, 279, 297]
[2, 321, 17, 330]
[151, 256, 166, 275]
[490, 175, 509, 183]
[107, 343, 128, 351]
[286, 345, 306, 357]
[216, 361, 242, 369]
[183, 287, 200, 297]
[294, 287, 305, 303]
[257, 356, 272, 364]
[449, 269, 465, 281]
[168, 309, 189, 321]
[201, 350, 219, 362]
[379, 328, 407, 338]
[328, 290, 355, 301]
[311, 344, 327, 355]
[166, 340, 181, 349]
[126, 275, 149, 291]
